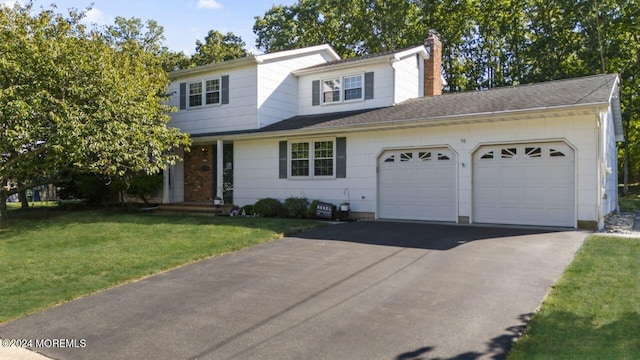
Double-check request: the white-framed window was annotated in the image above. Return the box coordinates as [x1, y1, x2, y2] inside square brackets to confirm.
[188, 81, 202, 107]
[343, 75, 363, 101]
[290, 139, 335, 178]
[322, 78, 341, 104]
[322, 74, 363, 104]
[188, 77, 221, 108]
[205, 78, 220, 105]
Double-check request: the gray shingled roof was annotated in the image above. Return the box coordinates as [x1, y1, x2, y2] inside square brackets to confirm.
[192, 74, 618, 138]
[268, 74, 617, 131]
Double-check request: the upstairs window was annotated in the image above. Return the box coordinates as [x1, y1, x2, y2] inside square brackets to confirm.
[179, 75, 229, 110]
[343, 75, 363, 101]
[205, 79, 220, 105]
[189, 82, 202, 107]
[312, 72, 373, 106]
[323, 79, 341, 104]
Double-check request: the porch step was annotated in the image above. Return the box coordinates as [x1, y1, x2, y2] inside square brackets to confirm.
[155, 203, 233, 216]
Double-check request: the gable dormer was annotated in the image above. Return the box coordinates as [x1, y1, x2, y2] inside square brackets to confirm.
[293, 44, 438, 116]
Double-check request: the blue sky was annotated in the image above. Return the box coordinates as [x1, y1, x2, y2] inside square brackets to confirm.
[3, 0, 297, 54]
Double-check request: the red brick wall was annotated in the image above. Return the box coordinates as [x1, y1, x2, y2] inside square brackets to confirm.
[183, 145, 213, 202]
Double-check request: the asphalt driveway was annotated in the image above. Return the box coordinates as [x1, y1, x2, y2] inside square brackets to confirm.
[0, 221, 586, 360]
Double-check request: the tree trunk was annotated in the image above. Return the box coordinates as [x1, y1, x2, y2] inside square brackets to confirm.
[19, 189, 29, 208]
[0, 191, 8, 228]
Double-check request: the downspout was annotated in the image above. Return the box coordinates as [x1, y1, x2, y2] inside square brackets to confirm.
[388, 56, 396, 104]
[595, 108, 604, 230]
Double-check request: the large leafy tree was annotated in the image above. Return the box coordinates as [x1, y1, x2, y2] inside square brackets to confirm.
[191, 30, 248, 66]
[0, 3, 191, 226]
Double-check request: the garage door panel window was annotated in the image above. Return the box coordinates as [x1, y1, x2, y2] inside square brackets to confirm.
[525, 147, 542, 157]
[501, 148, 517, 159]
[400, 152, 413, 162]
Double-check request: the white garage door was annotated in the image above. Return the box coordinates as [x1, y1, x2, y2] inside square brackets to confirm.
[473, 142, 575, 227]
[378, 148, 456, 221]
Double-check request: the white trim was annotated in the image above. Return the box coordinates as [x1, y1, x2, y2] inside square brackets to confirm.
[256, 44, 340, 63]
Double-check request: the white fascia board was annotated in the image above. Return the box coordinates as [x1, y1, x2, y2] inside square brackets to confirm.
[393, 46, 428, 61]
[255, 44, 341, 63]
[169, 57, 258, 80]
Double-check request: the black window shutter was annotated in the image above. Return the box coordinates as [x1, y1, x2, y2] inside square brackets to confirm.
[336, 137, 347, 178]
[179, 82, 186, 109]
[279, 141, 288, 179]
[221, 75, 229, 104]
[364, 72, 374, 100]
[312, 80, 320, 106]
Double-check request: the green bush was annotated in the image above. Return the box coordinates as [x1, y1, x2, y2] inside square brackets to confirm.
[253, 198, 286, 217]
[307, 199, 319, 218]
[284, 197, 309, 218]
[242, 204, 255, 216]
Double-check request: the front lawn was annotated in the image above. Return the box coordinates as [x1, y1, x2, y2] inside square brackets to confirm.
[0, 209, 325, 323]
[508, 235, 640, 359]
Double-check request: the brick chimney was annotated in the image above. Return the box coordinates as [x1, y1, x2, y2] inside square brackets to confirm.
[424, 30, 443, 96]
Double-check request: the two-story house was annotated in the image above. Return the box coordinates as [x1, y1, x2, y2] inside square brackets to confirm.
[163, 33, 623, 230]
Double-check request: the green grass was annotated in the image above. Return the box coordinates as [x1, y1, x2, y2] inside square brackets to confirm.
[0, 209, 325, 323]
[619, 183, 640, 212]
[5, 201, 59, 209]
[508, 235, 640, 359]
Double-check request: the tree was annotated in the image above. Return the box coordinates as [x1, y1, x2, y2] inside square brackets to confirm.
[103, 16, 192, 72]
[191, 30, 248, 66]
[0, 3, 191, 226]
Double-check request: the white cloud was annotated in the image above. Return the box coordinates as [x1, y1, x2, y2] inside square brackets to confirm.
[197, 0, 223, 9]
[82, 8, 107, 25]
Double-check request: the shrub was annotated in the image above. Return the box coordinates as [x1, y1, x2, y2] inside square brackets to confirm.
[307, 199, 319, 218]
[284, 197, 309, 218]
[242, 204, 255, 216]
[253, 198, 286, 217]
